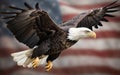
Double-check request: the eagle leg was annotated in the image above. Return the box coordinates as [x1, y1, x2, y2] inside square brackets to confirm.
[32, 57, 40, 68]
[45, 61, 53, 71]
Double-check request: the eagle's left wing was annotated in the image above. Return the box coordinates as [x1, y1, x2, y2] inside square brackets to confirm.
[60, 0, 120, 31]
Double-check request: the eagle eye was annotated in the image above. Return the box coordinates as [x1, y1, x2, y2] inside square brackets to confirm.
[85, 30, 90, 33]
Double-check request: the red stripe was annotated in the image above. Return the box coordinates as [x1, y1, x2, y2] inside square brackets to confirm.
[60, 2, 120, 9]
[0, 48, 28, 57]
[0, 66, 43, 75]
[61, 49, 120, 58]
[95, 31, 120, 39]
[0, 48, 120, 58]
[62, 14, 120, 22]
[0, 66, 22, 75]
[1, 66, 120, 75]
[106, 17, 120, 22]
[62, 14, 77, 21]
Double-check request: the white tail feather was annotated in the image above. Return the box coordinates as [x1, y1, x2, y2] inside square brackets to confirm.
[13, 54, 26, 62]
[23, 58, 34, 67]
[11, 48, 48, 68]
[40, 56, 48, 65]
[11, 49, 33, 67]
[11, 49, 32, 57]
[17, 57, 27, 66]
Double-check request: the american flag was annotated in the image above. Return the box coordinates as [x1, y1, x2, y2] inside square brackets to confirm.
[0, 0, 120, 75]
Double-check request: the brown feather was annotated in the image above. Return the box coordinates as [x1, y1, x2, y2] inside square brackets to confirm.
[35, 3, 40, 10]
[9, 6, 26, 11]
[2, 16, 16, 19]
[24, 2, 33, 9]
[0, 12, 20, 14]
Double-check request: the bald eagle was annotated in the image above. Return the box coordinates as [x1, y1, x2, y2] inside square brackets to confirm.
[1, 1, 119, 71]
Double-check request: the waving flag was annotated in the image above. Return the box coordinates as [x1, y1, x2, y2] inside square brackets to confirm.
[0, 0, 120, 75]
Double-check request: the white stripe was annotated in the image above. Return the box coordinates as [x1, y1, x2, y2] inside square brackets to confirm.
[58, 0, 70, 5]
[54, 55, 120, 70]
[71, 38, 120, 50]
[60, 4, 120, 16]
[60, 5, 87, 14]
[59, 0, 119, 5]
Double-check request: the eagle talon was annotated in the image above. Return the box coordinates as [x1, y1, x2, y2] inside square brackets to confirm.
[45, 61, 53, 72]
[32, 57, 40, 68]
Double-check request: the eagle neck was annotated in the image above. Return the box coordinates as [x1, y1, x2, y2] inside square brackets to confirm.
[65, 39, 77, 48]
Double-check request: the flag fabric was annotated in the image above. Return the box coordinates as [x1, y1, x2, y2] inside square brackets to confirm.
[0, 0, 120, 75]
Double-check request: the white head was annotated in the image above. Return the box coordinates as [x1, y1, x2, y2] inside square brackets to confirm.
[67, 27, 96, 41]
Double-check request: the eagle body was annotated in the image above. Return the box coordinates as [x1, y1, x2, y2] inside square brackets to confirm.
[32, 29, 68, 59]
[1, 1, 119, 71]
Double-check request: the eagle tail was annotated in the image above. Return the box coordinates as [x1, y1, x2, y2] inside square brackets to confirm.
[11, 48, 48, 68]
[11, 49, 33, 67]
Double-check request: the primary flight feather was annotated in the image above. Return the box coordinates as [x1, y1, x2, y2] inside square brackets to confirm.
[1, 1, 119, 71]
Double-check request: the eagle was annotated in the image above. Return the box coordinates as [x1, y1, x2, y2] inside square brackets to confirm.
[1, 1, 119, 71]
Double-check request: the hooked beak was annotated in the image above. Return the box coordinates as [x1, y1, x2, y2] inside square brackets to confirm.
[88, 31, 96, 38]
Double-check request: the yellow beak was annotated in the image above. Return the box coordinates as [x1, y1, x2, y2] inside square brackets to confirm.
[88, 31, 96, 38]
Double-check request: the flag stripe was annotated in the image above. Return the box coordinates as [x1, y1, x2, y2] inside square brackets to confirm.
[0, 48, 120, 58]
[60, 5, 120, 16]
[62, 49, 120, 58]
[1, 66, 120, 75]
[60, 2, 120, 10]
[59, 0, 119, 6]
[0, 48, 26, 57]
[51, 66, 120, 75]
[1, 63, 120, 75]
[72, 38, 120, 50]
[53, 56, 120, 69]
[95, 31, 120, 38]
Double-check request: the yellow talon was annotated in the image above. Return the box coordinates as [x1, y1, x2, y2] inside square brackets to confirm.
[45, 61, 53, 72]
[32, 57, 40, 68]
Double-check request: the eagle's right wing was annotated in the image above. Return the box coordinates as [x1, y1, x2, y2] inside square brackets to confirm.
[1, 3, 59, 48]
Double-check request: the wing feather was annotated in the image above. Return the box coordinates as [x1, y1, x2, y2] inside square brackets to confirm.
[24, 2, 33, 9]
[35, 3, 40, 10]
[1, 2, 59, 48]
[60, 0, 120, 30]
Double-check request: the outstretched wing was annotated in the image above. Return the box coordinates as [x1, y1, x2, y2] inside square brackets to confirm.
[1, 2, 59, 48]
[60, 0, 120, 30]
